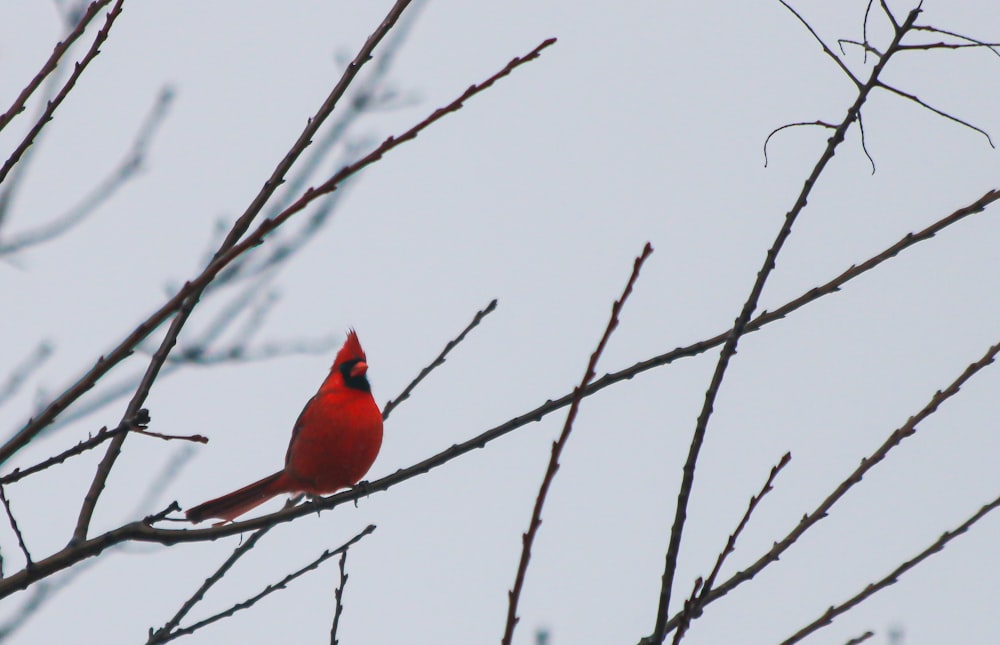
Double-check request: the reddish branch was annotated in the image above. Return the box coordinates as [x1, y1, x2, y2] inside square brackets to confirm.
[501, 243, 653, 645]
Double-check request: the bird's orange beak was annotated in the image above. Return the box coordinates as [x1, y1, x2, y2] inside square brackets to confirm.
[350, 361, 369, 378]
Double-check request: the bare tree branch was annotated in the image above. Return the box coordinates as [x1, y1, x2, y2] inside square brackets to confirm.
[844, 631, 876, 645]
[662, 338, 1000, 636]
[778, 1, 861, 87]
[0, 485, 32, 568]
[382, 298, 498, 421]
[877, 81, 995, 147]
[146, 526, 274, 644]
[502, 243, 653, 645]
[0, 0, 112, 133]
[0, 0, 125, 187]
[670, 453, 792, 643]
[150, 525, 375, 643]
[329, 548, 350, 645]
[780, 493, 1000, 644]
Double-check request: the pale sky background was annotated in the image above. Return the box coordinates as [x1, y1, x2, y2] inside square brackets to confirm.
[1, 1, 999, 643]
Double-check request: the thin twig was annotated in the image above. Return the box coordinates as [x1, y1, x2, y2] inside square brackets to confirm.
[877, 82, 995, 147]
[152, 525, 375, 643]
[779, 493, 1000, 644]
[382, 298, 498, 421]
[146, 526, 273, 644]
[502, 243, 653, 645]
[844, 631, 876, 645]
[642, 9, 924, 643]
[763, 121, 837, 167]
[131, 428, 208, 443]
[670, 453, 792, 643]
[912, 24, 1000, 59]
[329, 549, 350, 645]
[778, 0, 861, 87]
[0, 409, 148, 486]
[0, 426, 124, 486]
[0, 0, 125, 187]
[0, 0, 112, 133]
[0, 486, 31, 568]
[669, 578, 703, 645]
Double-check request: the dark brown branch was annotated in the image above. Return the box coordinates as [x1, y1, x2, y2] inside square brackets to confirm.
[0, 485, 31, 568]
[382, 298, 498, 421]
[642, 8, 925, 643]
[663, 337, 1000, 636]
[0, 0, 111, 133]
[502, 243, 653, 645]
[152, 525, 375, 643]
[763, 121, 837, 167]
[912, 25, 1000, 59]
[0, 409, 147, 486]
[669, 578, 703, 645]
[879, 0, 899, 31]
[779, 493, 1000, 644]
[329, 549, 350, 645]
[877, 82, 995, 147]
[131, 428, 207, 444]
[146, 526, 274, 644]
[778, 1, 861, 87]
[0, 427, 123, 486]
[844, 631, 876, 645]
[0, 0, 125, 188]
[671, 453, 792, 643]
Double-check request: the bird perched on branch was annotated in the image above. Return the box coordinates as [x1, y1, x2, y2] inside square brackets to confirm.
[186, 330, 383, 524]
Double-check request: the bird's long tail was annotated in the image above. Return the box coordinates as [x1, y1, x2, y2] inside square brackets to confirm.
[186, 471, 289, 524]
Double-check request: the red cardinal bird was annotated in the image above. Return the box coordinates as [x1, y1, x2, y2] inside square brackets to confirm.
[186, 330, 383, 524]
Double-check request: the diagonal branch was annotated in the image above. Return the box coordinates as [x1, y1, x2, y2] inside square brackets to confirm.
[329, 548, 350, 645]
[670, 453, 792, 643]
[877, 82, 995, 147]
[779, 493, 1000, 644]
[0, 0, 112, 133]
[502, 243, 653, 645]
[779, 1, 861, 87]
[0, 0, 125, 188]
[382, 299, 498, 421]
[151, 525, 375, 643]
[145, 526, 274, 644]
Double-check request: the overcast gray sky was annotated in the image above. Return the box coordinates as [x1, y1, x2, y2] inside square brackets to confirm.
[1, 1, 999, 643]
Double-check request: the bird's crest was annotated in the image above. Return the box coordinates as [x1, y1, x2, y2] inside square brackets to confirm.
[335, 329, 367, 368]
